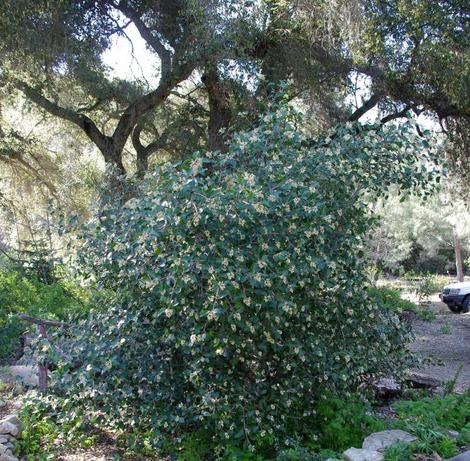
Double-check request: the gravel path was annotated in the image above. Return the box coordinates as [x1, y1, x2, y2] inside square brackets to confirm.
[410, 299, 470, 393]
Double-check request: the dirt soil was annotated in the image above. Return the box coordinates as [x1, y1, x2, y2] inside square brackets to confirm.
[410, 295, 470, 393]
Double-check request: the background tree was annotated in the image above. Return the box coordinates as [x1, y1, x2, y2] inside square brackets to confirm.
[368, 185, 470, 276]
[1, 0, 468, 183]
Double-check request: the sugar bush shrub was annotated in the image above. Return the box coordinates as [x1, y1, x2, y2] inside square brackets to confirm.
[56, 100, 439, 455]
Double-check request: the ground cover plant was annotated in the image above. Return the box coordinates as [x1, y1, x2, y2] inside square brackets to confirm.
[368, 286, 418, 314]
[40, 99, 441, 457]
[0, 267, 87, 362]
[16, 390, 470, 460]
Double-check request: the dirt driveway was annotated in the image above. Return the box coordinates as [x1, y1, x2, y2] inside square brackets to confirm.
[410, 297, 470, 393]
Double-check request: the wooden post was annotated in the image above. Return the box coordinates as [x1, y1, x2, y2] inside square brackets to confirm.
[37, 324, 48, 392]
[18, 314, 69, 393]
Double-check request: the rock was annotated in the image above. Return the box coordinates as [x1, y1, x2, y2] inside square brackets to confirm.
[362, 430, 417, 452]
[0, 416, 22, 439]
[10, 403, 21, 412]
[447, 450, 470, 461]
[406, 371, 441, 389]
[415, 453, 442, 461]
[0, 446, 11, 456]
[445, 429, 460, 439]
[1, 416, 21, 434]
[0, 437, 7, 445]
[0, 422, 18, 438]
[0, 402, 5, 409]
[373, 378, 402, 400]
[4, 366, 38, 387]
[0, 455, 18, 461]
[399, 310, 418, 325]
[343, 448, 384, 461]
[432, 387, 446, 397]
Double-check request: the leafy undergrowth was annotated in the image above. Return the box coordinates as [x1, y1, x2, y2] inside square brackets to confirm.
[369, 286, 435, 320]
[0, 268, 89, 363]
[16, 389, 470, 460]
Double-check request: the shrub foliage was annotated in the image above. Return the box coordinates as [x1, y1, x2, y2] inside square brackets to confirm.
[57, 101, 439, 453]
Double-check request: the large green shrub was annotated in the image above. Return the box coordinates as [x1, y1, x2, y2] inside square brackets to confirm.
[57, 101, 439, 455]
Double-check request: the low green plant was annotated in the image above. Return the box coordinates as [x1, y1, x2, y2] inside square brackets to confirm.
[16, 392, 96, 460]
[384, 441, 415, 461]
[440, 322, 451, 334]
[418, 310, 436, 321]
[402, 270, 420, 281]
[368, 286, 418, 314]
[443, 365, 463, 394]
[388, 392, 469, 457]
[0, 268, 88, 360]
[369, 286, 435, 320]
[312, 396, 386, 451]
[276, 446, 319, 461]
[177, 431, 212, 461]
[405, 423, 458, 458]
[16, 396, 60, 460]
[394, 392, 470, 431]
[432, 435, 458, 458]
[415, 274, 449, 304]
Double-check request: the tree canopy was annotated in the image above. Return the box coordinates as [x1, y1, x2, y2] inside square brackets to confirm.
[0, 0, 468, 183]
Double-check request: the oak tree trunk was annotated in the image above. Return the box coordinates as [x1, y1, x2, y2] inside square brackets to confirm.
[453, 227, 464, 282]
[202, 69, 232, 153]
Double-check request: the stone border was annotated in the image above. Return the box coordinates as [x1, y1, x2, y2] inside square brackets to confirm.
[0, 413, 22, 461]
[341, 429, 470, 461]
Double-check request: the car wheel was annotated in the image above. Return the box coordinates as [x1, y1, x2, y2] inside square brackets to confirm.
[462, 296, 470, 313]
[449, 304, 463, 314]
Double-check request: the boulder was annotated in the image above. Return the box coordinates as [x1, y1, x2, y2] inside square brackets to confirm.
[373, 378, 402, 400]
[343, 448, 384, 461]
[1, 416, 21, 433]
[0, 455, 18, 461]
[0, 422, 18, 438]
[406, 371, 440, 389]
[447, 450, 470, 461]
[0, 445, 11, 456]
[5, 366, 38, 387]
[362, 430, 417, 452]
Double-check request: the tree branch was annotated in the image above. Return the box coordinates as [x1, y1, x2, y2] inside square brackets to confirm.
[114, 2, 171, 78]
[18, 314, 69, 328]
[13, 79, 113, 160]
[349, 92, 384, 121]
[132, 121, 169, 177]
[380, 104, 415, 124]
[112, 82, 175, 154]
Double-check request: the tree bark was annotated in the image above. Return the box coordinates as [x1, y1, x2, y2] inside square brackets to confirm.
[202, 69, 232, 153]
[132, 122, 169, 178]
[453, 227, 465, 282]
